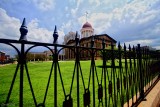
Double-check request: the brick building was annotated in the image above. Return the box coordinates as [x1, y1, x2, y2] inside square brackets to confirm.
[0, 51, 10, 63]
[64, 22, 117, 60]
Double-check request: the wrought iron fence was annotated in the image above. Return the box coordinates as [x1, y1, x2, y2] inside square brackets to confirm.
[0, 18, 160, 107]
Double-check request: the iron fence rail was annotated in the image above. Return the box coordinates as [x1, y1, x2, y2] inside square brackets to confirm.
[0, 18, 160, 107]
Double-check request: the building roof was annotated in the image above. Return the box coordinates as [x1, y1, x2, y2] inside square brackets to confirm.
[80, 34, 117, 43]
[0, 51, 5, 54]
[66, 33, 117, 45]
[82, 22, 92, 28]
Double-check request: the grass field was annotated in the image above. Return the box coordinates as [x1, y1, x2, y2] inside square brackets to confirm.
[0, 59, 144, 107]
[1, 60, 112, 107]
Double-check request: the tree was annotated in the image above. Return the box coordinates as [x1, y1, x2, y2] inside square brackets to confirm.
[26, 52, 34, 61]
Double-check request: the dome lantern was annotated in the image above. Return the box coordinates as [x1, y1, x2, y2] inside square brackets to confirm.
[81, 22, 94, 38]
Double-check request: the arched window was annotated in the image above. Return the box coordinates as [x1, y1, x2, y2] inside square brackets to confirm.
[86, 32, 88, 37]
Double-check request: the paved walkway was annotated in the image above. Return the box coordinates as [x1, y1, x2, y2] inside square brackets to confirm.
[138, 80, 160, 107]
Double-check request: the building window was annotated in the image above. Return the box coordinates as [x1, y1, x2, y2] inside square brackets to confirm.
[86, 32, 88, 37]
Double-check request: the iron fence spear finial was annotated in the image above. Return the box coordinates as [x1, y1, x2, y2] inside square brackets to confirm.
[53, 25, 58, 44]
[75, 31, 79, 46]
[91, 35, 94, 48]
[118, 42, 121, 49]
[133, 45, 135, 51]
[124, 43, 126, 50]
[19, 18, 28, 41]
[129, 44, 131, 50]
[102, 38, 105, 49]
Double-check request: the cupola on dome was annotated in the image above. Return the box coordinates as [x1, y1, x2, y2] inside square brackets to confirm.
[82, 22, 92, 28]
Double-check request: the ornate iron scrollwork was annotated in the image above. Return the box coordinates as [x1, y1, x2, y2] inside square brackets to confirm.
[83, 89, 90, 106]
[109, 81, 112, 95]
[63, 95, 73, 107]
[123, 76, 126, 89]
[117, 78, 120, 91]
[98, 84, 103, 101]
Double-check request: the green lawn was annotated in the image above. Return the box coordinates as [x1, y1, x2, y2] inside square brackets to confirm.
[0, 60, 109, 107]
[0, 59, 143, 107]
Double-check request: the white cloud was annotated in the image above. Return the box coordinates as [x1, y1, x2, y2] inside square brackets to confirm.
[154, 46, 160, 49]
[77, 0, 160, 49]
[27, 18, 53, 43]
[0, 8, 65, 43]
[70, 0, 83, 17]
[0, 8, 65, 56]
[137, 10, 157, 24]
[77, 0, 83, 7]
[153, 23, 160, 33]
[88, 0, 101, 6]
[57, 29, 65, 43]
[125, 39, 153, 47]
[27, 19, 65, 44]
[32, 0, 55, 11]
[0, 8, 20, 40]
[61, 21, 72, 30]
[124, 38, 160, 50]
[0, 8, 21, 56]
[78, 12, 112, 34]
[1, 0, 160, 54]
[65, 6, 69, 11]
[71, 8, 78, 17]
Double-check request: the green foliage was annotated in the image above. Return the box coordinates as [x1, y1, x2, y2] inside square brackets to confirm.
[26, 53, 47, 61]
[26, 52, 34, 61]
[106, 45, 118, 50]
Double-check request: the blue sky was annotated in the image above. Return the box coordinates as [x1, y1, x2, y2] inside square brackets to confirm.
[0, 0, 160, 56]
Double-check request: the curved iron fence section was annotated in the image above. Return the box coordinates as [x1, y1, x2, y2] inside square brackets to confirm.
[0, 18, 160, 107]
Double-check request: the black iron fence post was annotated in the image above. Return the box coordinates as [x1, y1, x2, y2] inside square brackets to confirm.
[102, 39, 107, 107]
[91, 36, 95, 107]
[19, 43, 25, 107]
[111, 42, 117, 107]
[118, 42, 124, 106]
[75, 32, 80, 107]
[124, 44, 129, 107]
[53, 26, 58, 107]
[137, 44, 144, 99]
[19, 18, 28, 107]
